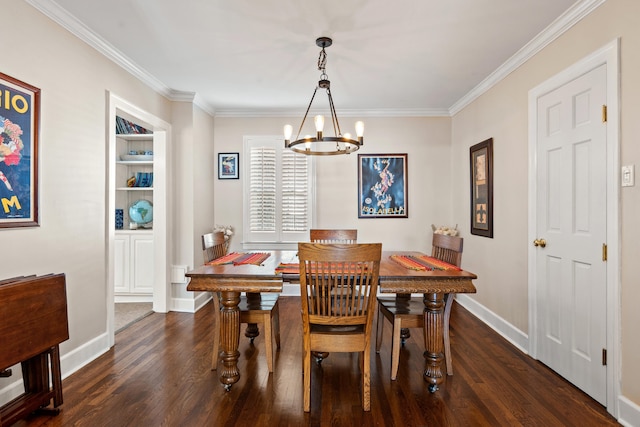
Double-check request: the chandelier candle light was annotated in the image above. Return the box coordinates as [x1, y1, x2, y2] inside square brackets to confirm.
[284, 37, 364, 155]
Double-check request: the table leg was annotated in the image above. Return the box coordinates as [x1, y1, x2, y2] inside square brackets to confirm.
[219, 291, 241, 390]
[422, 292, 445, 392]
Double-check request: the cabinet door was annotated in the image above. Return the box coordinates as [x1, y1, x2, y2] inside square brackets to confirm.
[114, 235, 130, 293]
[130, 234, 154, 294]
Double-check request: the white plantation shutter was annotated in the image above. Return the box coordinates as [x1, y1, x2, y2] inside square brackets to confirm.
[281, 149, 309, 232]
[249, 145, 276, 232]
[243, 136, 314, 245]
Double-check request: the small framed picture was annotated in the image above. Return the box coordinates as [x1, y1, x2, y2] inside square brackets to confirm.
[218, 152, 239, 179]
[470, 138, 493, 237]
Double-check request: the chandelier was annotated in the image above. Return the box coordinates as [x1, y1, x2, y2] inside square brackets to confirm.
[284, 37, 364, 155]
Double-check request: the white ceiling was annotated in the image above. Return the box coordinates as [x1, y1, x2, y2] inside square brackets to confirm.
[29, 0, 593, 116]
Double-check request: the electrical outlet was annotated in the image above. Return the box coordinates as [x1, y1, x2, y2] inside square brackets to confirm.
[622, 165, 635, 187]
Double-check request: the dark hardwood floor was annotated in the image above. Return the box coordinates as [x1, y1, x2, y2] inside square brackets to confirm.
[15, 297, 618, 426]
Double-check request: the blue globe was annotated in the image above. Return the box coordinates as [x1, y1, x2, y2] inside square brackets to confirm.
[129, 199, 153, 224]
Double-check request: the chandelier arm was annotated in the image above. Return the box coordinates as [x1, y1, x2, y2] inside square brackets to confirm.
[295, 86, 320, 141]
[326, 88, 342, 137]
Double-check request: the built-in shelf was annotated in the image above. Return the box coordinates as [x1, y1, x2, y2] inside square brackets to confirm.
[116, 161, 154, 166]
[114, 117, 155, 301]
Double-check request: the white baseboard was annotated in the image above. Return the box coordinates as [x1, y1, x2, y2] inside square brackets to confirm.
[618, 395, 640, 427]
[115, 294, 153, 303]
[171, 291, 211, 313]
[454, 294, 529, 354]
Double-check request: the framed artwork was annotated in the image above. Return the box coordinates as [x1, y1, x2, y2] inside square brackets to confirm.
[358, 153, 408, 218]
[0, 72, 40, 228]
[218, 152, 239, 179]
[470, 138, 493, 237]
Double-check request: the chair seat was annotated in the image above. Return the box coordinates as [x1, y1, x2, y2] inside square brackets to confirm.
[310, 324, 365, 334]
[238, 294, 279, 314]
[376, 297, 424, 329]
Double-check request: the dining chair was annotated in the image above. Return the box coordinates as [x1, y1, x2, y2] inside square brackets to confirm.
[309, 229, 358, 363]
[310, 228, 357, 243]
[375, 233, 464, 379]
[298, 242, 382, 412]
[202, 232, 281, 372]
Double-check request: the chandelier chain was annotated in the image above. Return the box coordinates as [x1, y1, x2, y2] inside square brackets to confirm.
[317, 48, 327, 72]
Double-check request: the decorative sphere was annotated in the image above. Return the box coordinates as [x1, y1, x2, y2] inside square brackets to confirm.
[129, 199, 153, 224]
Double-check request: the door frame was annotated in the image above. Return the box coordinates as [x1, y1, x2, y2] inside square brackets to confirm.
[527, 39, 620, 415]
[106, 92, 172, 348]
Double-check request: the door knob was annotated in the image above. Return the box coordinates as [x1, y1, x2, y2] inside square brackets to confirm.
[533, 238, 546, 248]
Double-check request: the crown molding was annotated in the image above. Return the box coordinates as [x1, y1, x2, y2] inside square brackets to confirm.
[448, 0, 607, 116]
[213, 107, 450, 118]
[27, 0, 604, 119]
[26, 0, 174, 98]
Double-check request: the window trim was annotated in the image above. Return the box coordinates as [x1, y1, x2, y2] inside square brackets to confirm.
[242, 135, 315, 250]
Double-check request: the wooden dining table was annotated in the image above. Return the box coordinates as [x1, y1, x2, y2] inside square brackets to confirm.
[186, 250, 477, 392]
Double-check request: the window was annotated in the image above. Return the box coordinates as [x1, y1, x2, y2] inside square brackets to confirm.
[243, 136, 314, 248]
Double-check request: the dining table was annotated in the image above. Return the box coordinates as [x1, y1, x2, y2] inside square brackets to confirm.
[186, 249, 477, 392]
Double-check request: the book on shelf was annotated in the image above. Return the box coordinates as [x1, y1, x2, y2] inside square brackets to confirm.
[116, 116, 152, 135]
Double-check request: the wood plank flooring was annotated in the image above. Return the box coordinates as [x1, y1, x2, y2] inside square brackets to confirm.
[15, 297, 618, 426]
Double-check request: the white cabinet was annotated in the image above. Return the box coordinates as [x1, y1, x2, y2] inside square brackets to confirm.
[115, 231, 154, 302]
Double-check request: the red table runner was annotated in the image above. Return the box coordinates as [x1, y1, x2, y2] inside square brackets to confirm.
[389, 254, 461, 271]
[207, 252, 271, 266]
[275, 263, 300, 274]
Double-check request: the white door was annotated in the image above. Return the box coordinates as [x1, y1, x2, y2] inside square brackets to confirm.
[534, 63, 607, 405]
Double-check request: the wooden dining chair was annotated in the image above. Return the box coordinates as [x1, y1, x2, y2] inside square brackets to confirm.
[309, 229, 358, 363]
[310, 228, 357, 244]
[298, 242, 382, 412]
[202, 232, 281, 372]
[375, 233, 464, 379]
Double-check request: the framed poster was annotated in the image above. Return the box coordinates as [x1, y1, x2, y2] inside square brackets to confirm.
[0, 72, 40, 228]
[218, 152, 239, 179]
[358, 153, 408, 218]
[470, 138, 493, 237]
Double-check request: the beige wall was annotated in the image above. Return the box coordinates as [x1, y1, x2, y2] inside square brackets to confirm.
[2, 0, 638, 419]
[0, 0, 168, 349]
[0, 0, 176, 395]
[213, 116, 453, 253]
[451, 0, 640, 405]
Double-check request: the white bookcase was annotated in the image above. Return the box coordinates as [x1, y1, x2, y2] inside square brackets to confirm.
[114, 125, 154, 302]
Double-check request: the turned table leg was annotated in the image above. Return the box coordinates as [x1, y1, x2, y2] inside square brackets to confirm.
[219, 291, 241, 390]
[422, 292, 445, 392]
